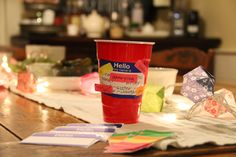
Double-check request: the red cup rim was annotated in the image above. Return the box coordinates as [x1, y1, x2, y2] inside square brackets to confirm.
[94, 39, 155, 45]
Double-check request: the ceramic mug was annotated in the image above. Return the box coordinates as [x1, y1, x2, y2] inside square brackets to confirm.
[147, 67, 178, 97]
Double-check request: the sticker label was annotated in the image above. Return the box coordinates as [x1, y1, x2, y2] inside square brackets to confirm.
[99, 63, 113, 76]
[95, 84, 113, 93]
[135, 60, 147, 75]
[110, 73, 138, 83]
[98, 60, 145, 98]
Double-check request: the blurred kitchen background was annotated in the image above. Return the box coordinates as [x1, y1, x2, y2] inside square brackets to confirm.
[0, 0, 236, 84]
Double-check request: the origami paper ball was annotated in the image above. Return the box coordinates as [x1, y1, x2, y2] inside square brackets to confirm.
[187, 89, 236, 119]
[215, 88, 236, 106]
[17, 71, 36, 93]
[203, 97, 228, 117]
[181, 66, 215, 103]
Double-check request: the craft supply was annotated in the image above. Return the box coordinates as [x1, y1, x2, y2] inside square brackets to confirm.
[186, 88, 236, 118]
[67, 123, 123, 128]
[54, 126, 116, 133]
[181, 66, 215, 103]
[105, 130, 174, 153]
[21, 132, 99, 148]
[17, 71, 36, 93]
[21, 123, 121, 147]
[141, 84, 164, 112]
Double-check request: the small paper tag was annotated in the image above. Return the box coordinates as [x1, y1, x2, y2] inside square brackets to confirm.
[95, 84, 113, 93]
[135, 86, 145, 96]
[110, 73, 138, 83]
[99, 63, 113, 76]
[135, 60, 147, 74]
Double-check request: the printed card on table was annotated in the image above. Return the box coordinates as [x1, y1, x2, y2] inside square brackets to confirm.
[21, 123, 123, 147]
[21, 132, 99, 148]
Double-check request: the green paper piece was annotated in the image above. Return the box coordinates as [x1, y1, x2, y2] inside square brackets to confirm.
[156, 87, 165, 98]
[141, 85, 165, 113]
[111, 130, 174, 138]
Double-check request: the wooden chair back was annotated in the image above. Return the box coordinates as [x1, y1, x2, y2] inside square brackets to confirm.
[150, 47, 215, 75]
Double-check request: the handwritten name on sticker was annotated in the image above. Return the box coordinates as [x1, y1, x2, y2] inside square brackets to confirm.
[99, 63, 113, 76]
[95, 84, 113, 93]
[110, 73, 138, 83]
[135, 60, 147, 75]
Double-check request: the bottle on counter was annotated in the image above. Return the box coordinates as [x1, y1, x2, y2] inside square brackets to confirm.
[172, 10, 185, 37]
[186, 10, 199, 38]
[66, 0, 85, 36]
[109, 11, 124, 39]
[131, 0, 144, 30]
[120, 0, 130, 31]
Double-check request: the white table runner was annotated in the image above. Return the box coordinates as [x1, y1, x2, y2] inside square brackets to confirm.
[10, 86, 236, 150]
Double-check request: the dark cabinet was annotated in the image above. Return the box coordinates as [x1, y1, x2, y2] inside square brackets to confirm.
[11, 35, 221, 61]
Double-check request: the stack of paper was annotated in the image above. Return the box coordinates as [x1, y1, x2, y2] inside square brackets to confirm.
[21, 123, 123, 148]
[105, 130, 174, 153]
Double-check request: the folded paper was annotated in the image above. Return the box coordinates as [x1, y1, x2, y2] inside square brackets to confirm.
[141, 85, 164, 113]
[181, 66, 215, 103]
[186, 88, 236, 118]
[17, 71, 36, 93]
[105, 130, 174, 153]
[80, 72, 100, 95]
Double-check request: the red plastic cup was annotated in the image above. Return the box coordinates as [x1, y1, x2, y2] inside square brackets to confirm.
[95, 40, 155, 124]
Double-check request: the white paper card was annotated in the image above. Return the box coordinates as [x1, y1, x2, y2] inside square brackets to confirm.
[21, 132, 99, 148]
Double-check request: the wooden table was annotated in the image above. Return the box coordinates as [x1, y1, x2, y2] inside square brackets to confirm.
[0, 83, 236, 157]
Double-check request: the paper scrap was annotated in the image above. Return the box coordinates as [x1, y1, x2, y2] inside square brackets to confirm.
[105, 130, 174, 153]
[141, 85, 165, 113]
[99, 63, 113, 76]
[95, 84, 113, 93]
[135, 60, 147, 75]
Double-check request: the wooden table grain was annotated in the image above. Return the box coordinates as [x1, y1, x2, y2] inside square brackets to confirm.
[0, 83, 236, 157]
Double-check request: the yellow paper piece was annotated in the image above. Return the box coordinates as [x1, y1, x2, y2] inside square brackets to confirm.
[141, 85, 164, 113]
[99, 63, 113, 76]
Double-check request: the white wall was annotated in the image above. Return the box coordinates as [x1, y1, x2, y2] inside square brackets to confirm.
[0, 0, 22, 45]
[215, 53, 236, 85]
[191, 0, 236, 51]
[191, 0, 236, 85]
[0, 0, 7, 45]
